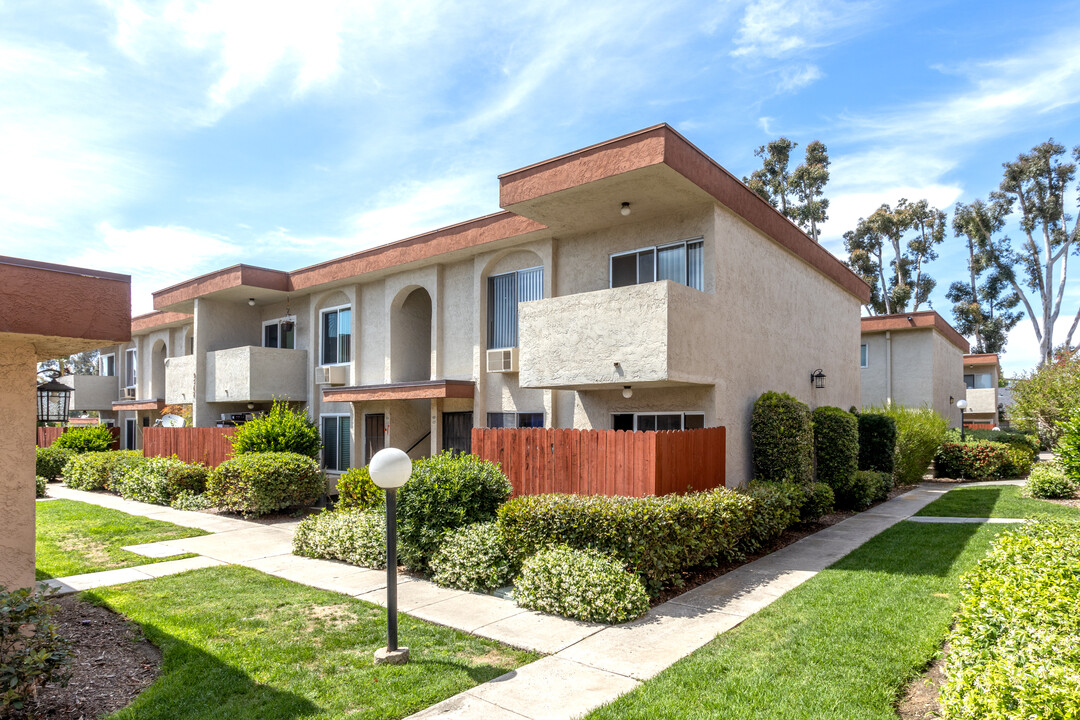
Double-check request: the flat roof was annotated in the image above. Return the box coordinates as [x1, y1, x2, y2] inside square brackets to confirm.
[860, 310, 970, 353]
[322, 379, 475, 403]
[964, 353, 999, 366]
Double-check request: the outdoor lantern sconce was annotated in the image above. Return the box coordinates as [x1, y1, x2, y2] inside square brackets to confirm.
[620, 202, 631, 216]
[36, 369, 72, 424]
[810, 369, 826, 389]
[956, 399, 968, 441]
[369, 447, 412, 666]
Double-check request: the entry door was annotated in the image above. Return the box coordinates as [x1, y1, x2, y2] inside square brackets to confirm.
[442, 412, 473, 455]
[124, 418, 137, 451]
[364, 414, 385, 465]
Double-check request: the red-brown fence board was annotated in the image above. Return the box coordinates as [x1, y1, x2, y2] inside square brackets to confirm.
[37, 426, 120, 450]
[963, 422, 995, 430]
[471, 426, 726, 497]
[141, 427, 237, 467]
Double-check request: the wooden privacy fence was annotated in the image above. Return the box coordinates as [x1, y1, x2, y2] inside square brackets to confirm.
[470, 426, 726, 498]
[141, 427, 238, 467]
[36, 426, 120, 449]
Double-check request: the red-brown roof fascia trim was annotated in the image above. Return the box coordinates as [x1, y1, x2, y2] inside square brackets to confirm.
[131, 311, 192, 334]
[0, 255, 130, 283]
[111, 399, 167, 411]
[963, 353, 999, 365]
[153, 264, 289, 310]
[322, 379, 475, 403]
[861, 311, 970, 353]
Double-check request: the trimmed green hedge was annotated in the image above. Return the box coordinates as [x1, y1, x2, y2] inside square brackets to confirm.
[63, 450, 144, 491]
[941, 522, 1080, 719]
[430, 521, 514, 593]
[207, 452, 324, 517]
[857, 412, 897, 474]
[751, 391, 813, 484]
[110, 456, 184, 505]
[812, 406, 858, 495]
[514, 545, 649, 624]
[1024, 462, 1077, 499]
[293, 508, 390, 569]
[498, 489, 756, 596]
[739, 482, 805, 554]
[963, 428, 1040, 453]
[35, 475, 47, 498]
[935, 441, 1010, 480]
[35, 446, 75, 480]
[335, 465, 382, 510]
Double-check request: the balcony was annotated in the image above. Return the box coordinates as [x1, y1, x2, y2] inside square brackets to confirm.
[164, 354, 196, 404]
[205, 346, 308, 403]
[59, 375, 118, 411]
[518, 280, 718, 390]
[965, 387, 997, 415]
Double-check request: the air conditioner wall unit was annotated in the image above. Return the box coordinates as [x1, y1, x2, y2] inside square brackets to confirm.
[486, 347, 519, 373]
[315, 365, 348, 386]
[122, 387, 136, 400]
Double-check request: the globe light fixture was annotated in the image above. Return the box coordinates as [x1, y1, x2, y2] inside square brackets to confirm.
[368, 447, 412, 665]
[620, 202, 631, 216]
[956, 399, 968, 441]
[622, 385, 633, 399]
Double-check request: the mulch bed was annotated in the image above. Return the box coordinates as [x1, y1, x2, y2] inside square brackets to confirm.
[30, 595, 161, 720]
[897, 645, 947, 720]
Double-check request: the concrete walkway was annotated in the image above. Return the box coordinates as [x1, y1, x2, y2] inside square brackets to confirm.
[41, 481, 1021, 720]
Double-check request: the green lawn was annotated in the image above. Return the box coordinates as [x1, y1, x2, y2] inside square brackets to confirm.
[84, 565, 538, 720]
[36, 499, 207, 580]
[914, 484, 1080, 520]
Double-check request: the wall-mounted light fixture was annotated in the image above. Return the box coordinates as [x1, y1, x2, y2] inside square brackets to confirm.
[247, 403, 255, 410]
[622, 385, 633, 399]
[36, 370, 72, 424]
[248, 298, 256, 306]
[810, 369, 826, 389]
[620, 202, 631, 216]
[949, 395, 955, 405]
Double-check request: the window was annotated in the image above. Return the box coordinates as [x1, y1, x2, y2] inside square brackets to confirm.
[100, 353, 115, 377]
[860, 343, 868, 368]
[320, 306, 351, 365]
[488, 266, 544, 349]
[321, 414, 351, 471]
[964, 373, 993, 389]
[611, 413, 705, 431]
[486, 412, 545, 428]
[610, 239, 704, 291]
[124, 418, 137, 451]
[263, 318, 296, 349]
[123, 348, 137, 388]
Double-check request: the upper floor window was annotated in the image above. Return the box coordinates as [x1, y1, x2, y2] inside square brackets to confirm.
[488, 266, 544, 349]
[100, 353, 116, 377]
[860, 343, 868, 368]
[964, 372, 994, 389]
[610, 239, 704, 292]
[264, 317, 296, 350]
[123, 348, 137, 388]
[320, 306, 351, 365]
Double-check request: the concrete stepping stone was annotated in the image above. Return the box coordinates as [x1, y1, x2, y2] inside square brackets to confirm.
[472, 610, 604, 655]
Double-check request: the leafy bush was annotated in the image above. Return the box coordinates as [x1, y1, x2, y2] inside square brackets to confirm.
[836, 470, 891, 510]
[800, 482, 835, 523]
[934, 441, 1010, 480]
[1055, 411, 1080, 483]
[514, 546, 649, 624]
[110, 456, 185, 505]
[1009, 354, 1080, 447]
[857, 412, 897, 474]
[35, 446, 75, 480]
[35, 476, 47, 498]
[868, 404, 948, 485]
[50, 425, 115, 453]
[940, 522, 1080, 719]
[963, 428, 1040, 453]
[739, 482, 805, 554]
[499, 489, 756, 596]
[1024, 462, 1077, 500]
[430, 522, 515, 593]
[397, 452, 512, 571]
[63, 450, 144, 491]
[165, 463, 209, 497]
[812, 406, 858, 494]
[751, 391, 813, 484]
[335, 465, 382, 510]
[293, 508, 390, 569]
[0, 585, 72, 715]
[230, 399, 322, 459]
[998, 444, 1036, 478]
[169, 490, 213, 511]
[207, 452, 325, 517]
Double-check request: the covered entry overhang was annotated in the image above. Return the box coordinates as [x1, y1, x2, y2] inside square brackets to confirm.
[321, 379, 475, 403]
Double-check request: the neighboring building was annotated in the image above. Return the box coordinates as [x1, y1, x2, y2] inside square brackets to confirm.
[0, 255, 130, 590]
[860, 310, 969, 426]
[103, 125, 872, 486]
[962, 353, 1000, 428]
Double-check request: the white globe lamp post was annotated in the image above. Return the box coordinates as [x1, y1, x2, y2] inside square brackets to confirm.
[368, 447, 412, 665]
[956, 399, 968, 441]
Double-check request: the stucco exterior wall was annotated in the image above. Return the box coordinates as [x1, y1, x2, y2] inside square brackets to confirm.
[0, 341, 36, 590]
[205, 346, 308, 403]
[860, 328, 965, 425]
[165, 354, 196, 405]
[61, 374, 119, 411]
[933, 333, 967, 427]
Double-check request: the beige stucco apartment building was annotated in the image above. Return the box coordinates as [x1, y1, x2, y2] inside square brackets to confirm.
[77, 125, 871, 486]
[962, 353, 1000, 427]
[860, 310, 969, 427]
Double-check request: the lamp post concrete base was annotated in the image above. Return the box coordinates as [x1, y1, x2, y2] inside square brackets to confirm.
[374, 646, 410, 665]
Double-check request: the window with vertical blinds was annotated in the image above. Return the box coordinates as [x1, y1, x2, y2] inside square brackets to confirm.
[320, 307, 351, 365]
[611, 239, 704, 291]
[322, 415, 351, 471]
[488, 266, 544, 349]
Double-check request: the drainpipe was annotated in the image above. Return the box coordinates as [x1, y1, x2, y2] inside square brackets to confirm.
[885, 330, 892, 406]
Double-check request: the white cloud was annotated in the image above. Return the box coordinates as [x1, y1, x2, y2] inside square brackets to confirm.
[731, 0, 877, 59]
[775, 63, 823, 93]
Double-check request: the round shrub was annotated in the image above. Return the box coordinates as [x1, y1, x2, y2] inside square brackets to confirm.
[430, 522, 515, 593]
[800, 481, 835, 523]
[36, 446, 75, 480]
[51, 425, 115, 453]
[397, 452, 512, 571]
[63, 450, 144, 491]
[1024, 463, 1077, 499]
[293, 508, 390, 569]
[230, 399, 322, 459]
[335, 466, 382, 510]
[111, 456, 185, 505]
[165, 463, 209, 497]
[857, 412, 897, 474]
[935, 441, 1010, 480]
[208, 452, 325, 517]
[514, 546, 649, 624]
[170, 490, 213, 511]
[35, 475, 47, 498]
[812, 406, 858, 493]
[751, 392, 813, 484]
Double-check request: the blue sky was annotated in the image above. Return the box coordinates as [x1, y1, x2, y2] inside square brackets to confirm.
[3, 0, 1080, 376]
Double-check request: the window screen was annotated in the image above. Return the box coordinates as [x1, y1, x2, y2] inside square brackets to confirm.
[488, 266, 544, 349]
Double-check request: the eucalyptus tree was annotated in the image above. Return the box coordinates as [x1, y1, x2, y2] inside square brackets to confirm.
[744, 138, 831, 241]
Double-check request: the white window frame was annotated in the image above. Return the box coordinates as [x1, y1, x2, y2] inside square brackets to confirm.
[319, 305, 352, 366]
[100, 353, 116, 377]
[321, 413, 352, 473]
[262, 316, 297, 349]
[123, 348, 137, 389]
[611, 412, 706, 431]
[609, 237, 704, 291]
[860, 343, 868, 369]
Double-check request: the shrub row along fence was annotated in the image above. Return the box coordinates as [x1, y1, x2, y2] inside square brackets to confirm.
[141, 427, 237, 467]
[470, 426, 726, 497]
[36, 426, 120, 450]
